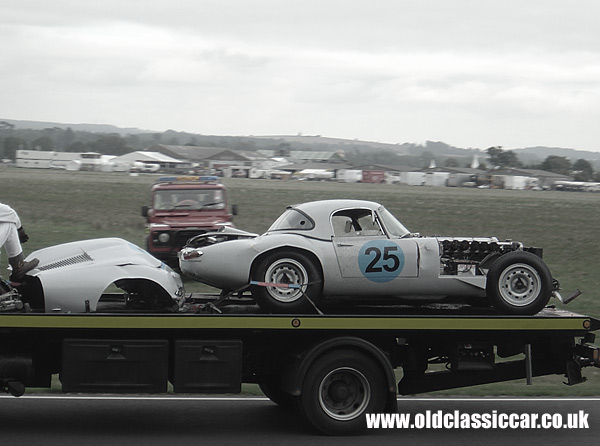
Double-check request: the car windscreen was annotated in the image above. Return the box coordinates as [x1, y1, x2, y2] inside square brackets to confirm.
[379, 206, 410, 237]
[153, 189, 225, 210]
[268, 208, 315, 231]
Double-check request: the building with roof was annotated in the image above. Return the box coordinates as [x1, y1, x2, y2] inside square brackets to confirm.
[257, 149, 346, 163]
[15, 150, 102, 170]
[400, 163, 571, 189]
[152, 145, 273, 172]
[112, 151, 192, 172]
[489, 168, 570, 189]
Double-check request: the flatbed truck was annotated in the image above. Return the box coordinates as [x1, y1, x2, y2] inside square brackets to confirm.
[1, 299, 599, 435]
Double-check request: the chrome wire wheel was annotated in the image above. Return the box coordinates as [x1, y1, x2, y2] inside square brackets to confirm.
[497, 262, 542, 307]
[317, 367, 371, 421]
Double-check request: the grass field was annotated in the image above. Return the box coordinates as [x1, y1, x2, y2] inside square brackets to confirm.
[2, 166, 599, 396]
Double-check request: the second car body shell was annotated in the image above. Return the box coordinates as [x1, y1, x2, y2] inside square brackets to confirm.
[24, 238, 185, 313]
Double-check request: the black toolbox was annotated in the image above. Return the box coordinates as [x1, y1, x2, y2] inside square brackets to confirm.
[171, 339, 243, 393]
[61, 339, 169, 393]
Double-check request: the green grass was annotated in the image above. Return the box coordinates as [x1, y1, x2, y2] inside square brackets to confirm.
[2, 166, 600, 396]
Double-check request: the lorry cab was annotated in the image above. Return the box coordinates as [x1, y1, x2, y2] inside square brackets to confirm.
[142, 176, 237, 263]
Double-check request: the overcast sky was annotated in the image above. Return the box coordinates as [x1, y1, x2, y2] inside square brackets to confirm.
[2, 1, 600, 151]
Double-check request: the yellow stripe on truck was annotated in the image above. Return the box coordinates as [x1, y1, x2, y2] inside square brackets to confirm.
[0, 313, 592, 331]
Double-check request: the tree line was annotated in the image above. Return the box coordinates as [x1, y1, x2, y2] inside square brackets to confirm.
[1, 123, 598, 181]
[485, 146, 597, 181]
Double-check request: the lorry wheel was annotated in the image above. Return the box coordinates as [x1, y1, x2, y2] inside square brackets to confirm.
[252, 251, 322, 314]
[486, 251, 552, 315]
[299, 349, 386, 435]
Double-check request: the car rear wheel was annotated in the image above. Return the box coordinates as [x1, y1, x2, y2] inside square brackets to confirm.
[252, 251, 322, 313]
[486, 251, 552, 315]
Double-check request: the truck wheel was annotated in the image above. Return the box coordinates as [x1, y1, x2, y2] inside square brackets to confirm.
[299, 349, 386, 435]
[252, 251, 322, 313]
[486, 251, 552, 315]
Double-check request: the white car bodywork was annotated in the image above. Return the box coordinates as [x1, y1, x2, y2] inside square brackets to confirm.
[22, 238, 184, 313]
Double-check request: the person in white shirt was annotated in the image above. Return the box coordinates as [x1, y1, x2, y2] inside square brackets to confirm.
[0, 203, 39, 282]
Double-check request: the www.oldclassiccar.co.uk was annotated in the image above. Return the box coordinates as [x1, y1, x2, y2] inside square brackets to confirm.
[366, 410, 590, 430]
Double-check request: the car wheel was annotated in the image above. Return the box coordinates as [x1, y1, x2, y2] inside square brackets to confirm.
[486, 251, 552, 315]
[252, 251, 322, 313]
[299, 349, 386, 435]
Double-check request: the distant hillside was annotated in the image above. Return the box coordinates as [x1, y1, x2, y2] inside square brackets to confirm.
[247, 135, 600, 163]
[251, 134, 412, 153]
[1, 118, 150, 135]
[515, 146, 600, 162]
[2, 118, 600, 166]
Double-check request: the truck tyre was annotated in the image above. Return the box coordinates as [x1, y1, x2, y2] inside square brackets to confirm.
[252, 251, 322, 314]
[299, 349, 386, 435]
[486, 251, 552, 315]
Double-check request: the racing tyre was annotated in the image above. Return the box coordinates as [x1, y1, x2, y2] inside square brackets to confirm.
[486, 251, 552, 315]
[299, 349, 387, 435]
[252, 251, 322, 314]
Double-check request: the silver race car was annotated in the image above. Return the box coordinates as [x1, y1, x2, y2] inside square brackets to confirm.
[179, 199, 559, 315]
[4, 238, 185, 313]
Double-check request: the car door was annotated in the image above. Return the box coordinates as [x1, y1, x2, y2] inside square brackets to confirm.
[331, 209, 418, 286]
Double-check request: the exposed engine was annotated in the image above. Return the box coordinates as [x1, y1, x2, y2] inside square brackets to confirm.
[437, 237, 525, 276]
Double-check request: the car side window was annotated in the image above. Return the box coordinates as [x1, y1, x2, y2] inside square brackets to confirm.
[268, 208, 315, 231]
[332, 215, 355, 236]
[332, 209, 384, 237]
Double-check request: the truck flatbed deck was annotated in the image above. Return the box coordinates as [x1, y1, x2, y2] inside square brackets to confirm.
[0, 306, 597, 333]
[1, 302, 599, 435]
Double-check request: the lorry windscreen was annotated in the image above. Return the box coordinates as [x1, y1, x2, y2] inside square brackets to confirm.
[154, 189, 225, 210]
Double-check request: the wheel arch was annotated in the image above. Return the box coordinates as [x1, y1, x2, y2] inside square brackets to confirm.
[280, 336, 398, 414]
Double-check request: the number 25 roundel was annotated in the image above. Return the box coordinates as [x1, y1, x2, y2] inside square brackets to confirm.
[358, 240, 405, 283]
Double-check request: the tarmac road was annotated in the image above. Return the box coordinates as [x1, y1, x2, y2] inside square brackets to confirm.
[0, 395, 598, 445]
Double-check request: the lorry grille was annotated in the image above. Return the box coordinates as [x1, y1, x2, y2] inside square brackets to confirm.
[37, 252, 94, 271]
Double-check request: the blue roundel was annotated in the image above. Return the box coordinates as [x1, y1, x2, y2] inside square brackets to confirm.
[358, 240, 405, 283]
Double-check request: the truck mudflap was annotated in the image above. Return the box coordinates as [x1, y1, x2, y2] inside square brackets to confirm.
[565, 334, 600, 385]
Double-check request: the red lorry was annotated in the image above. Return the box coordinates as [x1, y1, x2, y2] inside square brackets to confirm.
[141, 176, 237, 263]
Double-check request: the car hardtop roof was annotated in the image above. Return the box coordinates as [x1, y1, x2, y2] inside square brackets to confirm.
[267, 200, 385, 239]
[290, 199, 384, 216]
